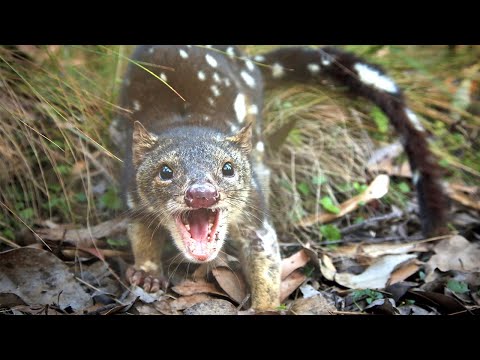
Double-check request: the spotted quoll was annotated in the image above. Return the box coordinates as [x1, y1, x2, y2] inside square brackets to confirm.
[116, 45, 448, 311]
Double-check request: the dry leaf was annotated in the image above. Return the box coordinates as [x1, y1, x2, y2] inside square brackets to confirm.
[299, 284, 321, 299]
[0, 293, 27, 307]
[333, 254, 417, 289]
[170, 294, 213, 311]
[0, 248, 92, 311]
[280, 270, 307, 302]
[298, 174, 390, 227]
[183, 299, 237, 315]
[388, 260, 420, 286]
[408, 290, 466, 314]
[153, 298, 182, 315]
[36, 216, 129, 246]
[425, 235, 480, 282]
[281, 249, 310, 280]
[172, 279, 227, 297]
[135, 304, 163, 315]
[320, 254, 336, 281]
[289, 294, 336, 315]
[447, 187, 480, 210]
[12, 304, 65, 315]
[364, 298, 399, 315]
[212, 267, 247, 304]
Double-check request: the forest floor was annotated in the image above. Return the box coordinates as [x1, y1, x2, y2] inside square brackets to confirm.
[0, 45, 479, 315]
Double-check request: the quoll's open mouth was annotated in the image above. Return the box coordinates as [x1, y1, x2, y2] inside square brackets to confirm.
[175, 208, 221, 262]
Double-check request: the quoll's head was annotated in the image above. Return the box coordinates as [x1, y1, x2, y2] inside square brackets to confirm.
[132, 121, 253, 263]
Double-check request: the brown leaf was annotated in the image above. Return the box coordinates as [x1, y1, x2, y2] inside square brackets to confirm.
[171, 279, 227, 297]
[281, 249, 310, 280]
[388, 260, 420, 286]
[0, 248, 92, 311]
[364, 298, 399, 315]
[36, 216, 129, 246]
[289, 294, 336, 315]
[135, 304, 163, 315]
[369, 160, 412, 178]
[333, 254, 417, 289]
[12, 304, 65, 315]
[61, 248, 129, 260]
[212, 267, 247, 304]
[425, 235, 480, 282]
[153, 298, 182, 315]
[385, 281, 419, 303]
[408, 290, 466, 314]
[183, 299, 238, 315]
[447, 186, 480, 210]
[0, 293, 27, 307]
[170, 294, 213, 311]
[280, 270, 307, 302]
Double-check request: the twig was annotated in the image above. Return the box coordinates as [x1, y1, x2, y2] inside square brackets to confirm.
[340, 210, 404, 235]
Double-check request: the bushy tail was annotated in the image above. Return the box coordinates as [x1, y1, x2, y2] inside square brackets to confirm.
[255, 46, 449, 236]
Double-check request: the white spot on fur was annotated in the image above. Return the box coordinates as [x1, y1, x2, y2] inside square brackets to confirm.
[148, 47, 154, 54]
[354, 63, 398, 93]
[179, 49, 189, 59]
[198, 71, 206, 81]
[208, 97, 215, 106]
[406, 108, 425, 132]
[234, 93, 247, 123]
[240, 71, 256, 88]
[272, 63, 284, 78]
[254, 55, 265, 62]
[127, 193, 135, 209]
[256, 141, 265, 152]
[160, 72, 167, 82]
[140, 260, 158, 273]
[210, 85, 221, 97]
[245, 59, 255, 71]
[230, 124, 239, 133]
[204, 115, 210, 121]
[412, 170, 421, 185]
[205, 54, 218, 68]
[133, 100, 141, 111]
[255, 221, 278, 256]
[224, 78, 231, 87]
[213, 72, 221, 83]
[248, 104, 258, 115]
[226, 47, 235, 58]
[307, 63, 320, 74]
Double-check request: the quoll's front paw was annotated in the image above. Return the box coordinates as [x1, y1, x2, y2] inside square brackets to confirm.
[126, 266, 168, 292]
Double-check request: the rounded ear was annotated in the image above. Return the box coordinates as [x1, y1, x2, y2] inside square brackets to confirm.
[225, 121, 252, 153]
[132, 121, 158, 166]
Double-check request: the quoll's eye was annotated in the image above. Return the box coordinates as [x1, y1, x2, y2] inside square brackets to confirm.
[222, 162, 234, 177]
[159, 165, 174, 180]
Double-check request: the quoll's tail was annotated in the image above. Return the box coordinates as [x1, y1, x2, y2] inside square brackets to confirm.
[254, 46, 449, 236]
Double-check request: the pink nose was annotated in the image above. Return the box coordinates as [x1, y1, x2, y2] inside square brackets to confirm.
[185, 183, 219, 208]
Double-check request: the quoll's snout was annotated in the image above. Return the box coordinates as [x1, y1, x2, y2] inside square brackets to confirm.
[185, 182, 219, 208]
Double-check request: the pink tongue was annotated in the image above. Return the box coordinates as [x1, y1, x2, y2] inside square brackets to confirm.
[188, 209, 209, 242]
